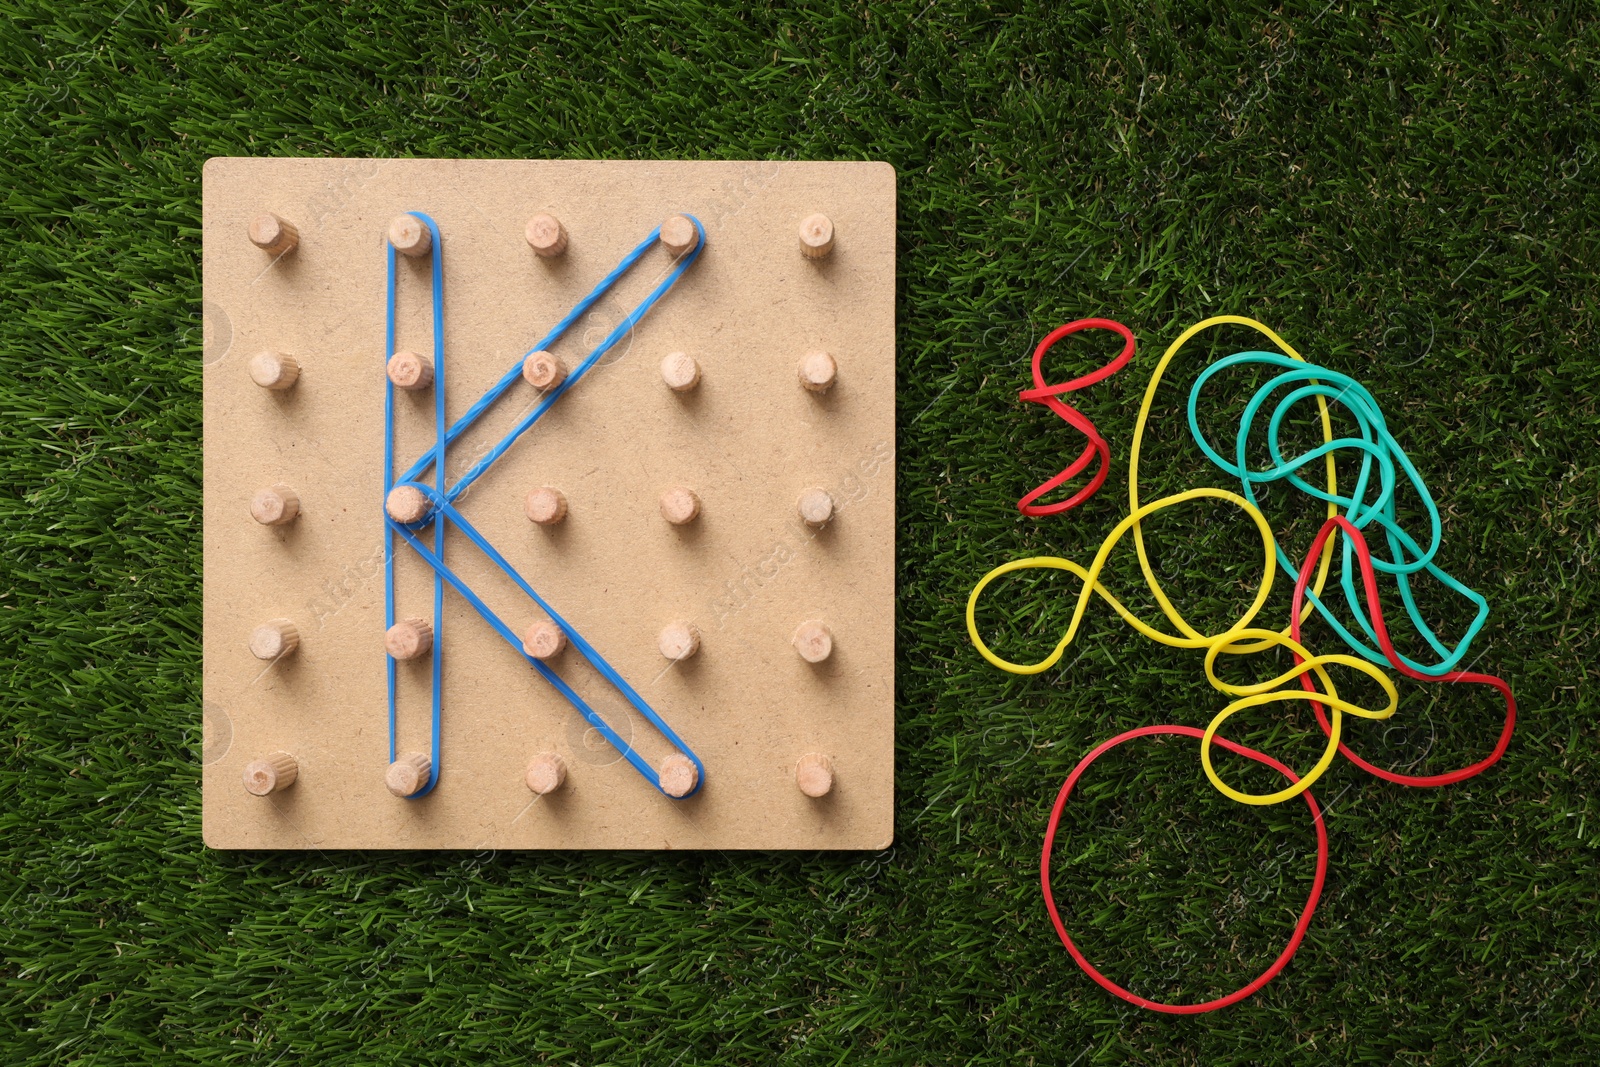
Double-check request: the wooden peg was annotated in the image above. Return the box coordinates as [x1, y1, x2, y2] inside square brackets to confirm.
[243, 751, 298, 796]
[250, 484, 300, 526]
[386, 350, 433, 391]
[796, 753, 835, 798]
[522, 619, 567, 661]
[385, 485, 431, 524]
[658, 753, 699, 798]
[797, 487, 834, 528]
[386, 751, 432, 797]
[659, 486, 701, 525]
[659, 214, 699, 257]
[385, 617, 433, 661]
[248, 351, 299, 391]
[524, 486, 568, 526]
[658, 621, 701, 662]
[522, 350, 567, 390]
[388, 214, 431, 257]
[793, 620, 833, 663]
[525, 752, 568, 795]
[249, 619, 300, 661]
[525, 213, 568, 257]
[798, 350, 837, 393]
[248, 213, 299, 256]
[660, 350, 701, 392]
[798, 213, 835, 259]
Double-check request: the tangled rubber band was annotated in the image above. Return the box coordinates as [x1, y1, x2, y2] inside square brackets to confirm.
[968, 314, 1516, 1010]
[1041, 725, 1328, 1015]
[967, 484, 1398, 806]
[970, 315, 1514, 802]
[1189, 351, 1490, 676]
[1124, 317, 1342, 641]
[968, 316, 1373, 805]
[1016, 318, 1134, 516]
[1289, 516, 1516, 788]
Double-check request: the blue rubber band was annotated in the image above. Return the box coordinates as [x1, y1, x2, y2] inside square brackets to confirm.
[384, 213, 705, 797]
[389, 493, 704, 797]
[1187, 351, 1490, 676]
[384, 211, 445, 797]
[397, 217, 707, 501]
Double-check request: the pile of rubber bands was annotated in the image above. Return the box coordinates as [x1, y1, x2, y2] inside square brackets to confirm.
[965, 315, 1516, 1013]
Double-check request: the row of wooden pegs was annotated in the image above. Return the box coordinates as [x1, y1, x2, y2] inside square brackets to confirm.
[241, 609, 838, 803]
[245, 209, 837, 392]
[247, 481, 837, 533]
[248, 208, 836, 262]
[249, 343, 837, 397]
[241, 747, 835, 801]
[246, 614, 834, 672]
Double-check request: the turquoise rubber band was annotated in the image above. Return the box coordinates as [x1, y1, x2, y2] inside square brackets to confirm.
[1187, 351, 1490, 676]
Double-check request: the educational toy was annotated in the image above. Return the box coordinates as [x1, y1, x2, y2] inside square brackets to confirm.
[202, 158, 896, 849]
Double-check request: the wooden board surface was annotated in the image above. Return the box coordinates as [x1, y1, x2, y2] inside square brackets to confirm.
[201, 158, 896, 849]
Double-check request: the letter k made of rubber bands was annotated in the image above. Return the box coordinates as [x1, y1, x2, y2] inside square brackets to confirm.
[381, 212, 707, 799]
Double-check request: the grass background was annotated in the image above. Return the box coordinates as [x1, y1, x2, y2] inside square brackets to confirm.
[1, 1, 1597, 1063]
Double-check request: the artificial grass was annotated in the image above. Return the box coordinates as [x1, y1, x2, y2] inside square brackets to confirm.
[1, 1, 1597, 1063]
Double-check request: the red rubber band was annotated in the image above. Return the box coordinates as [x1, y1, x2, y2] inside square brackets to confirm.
[1040, 725, 1328, 1014]
[1290, 518, 1517, 787]
[1016, 318, 1135, 516]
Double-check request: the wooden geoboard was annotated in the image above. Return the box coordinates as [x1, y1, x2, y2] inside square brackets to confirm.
[201, 158, 896, 849]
